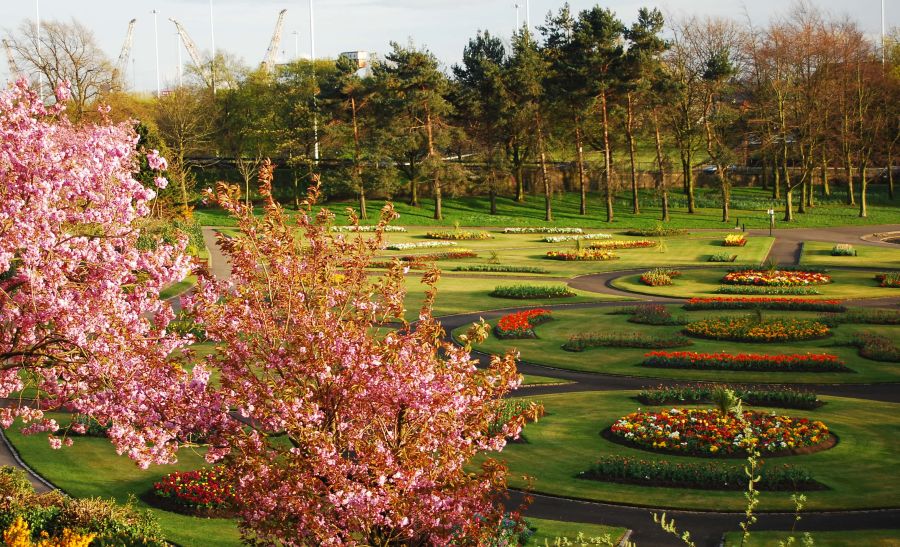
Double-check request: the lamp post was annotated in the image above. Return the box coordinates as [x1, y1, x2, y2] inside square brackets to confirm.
[767, 206, 776, 237]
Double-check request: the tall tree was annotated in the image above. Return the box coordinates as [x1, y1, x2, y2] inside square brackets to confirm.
[574, 7, 626, 222]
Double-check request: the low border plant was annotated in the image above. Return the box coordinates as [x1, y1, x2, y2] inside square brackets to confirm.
[563, 332, 692, 351]
[489, 284, 575, 299]
[641, 351, 850, 373]
[636, 384, 822, 409]
[683, 297, 845, 312]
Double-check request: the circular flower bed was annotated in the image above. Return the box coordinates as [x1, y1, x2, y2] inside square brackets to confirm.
[723, 270, 831, 286]
[683, 317, 830, 342]
[494, 309, 553, 339]
[609, 408, 831, 457]
[150, 466, 238, 517]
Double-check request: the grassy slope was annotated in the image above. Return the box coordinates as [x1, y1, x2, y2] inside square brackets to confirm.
[723, 530, 900, 546]
[465, 307, 900, 384]
[478, 391, 900, 511]
[801, 241, 900, 270]
[194, 188, 900, 230]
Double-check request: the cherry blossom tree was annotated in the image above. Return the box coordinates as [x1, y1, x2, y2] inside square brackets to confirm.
[0, 80, 222, 466]
[186, 161, 539, 545]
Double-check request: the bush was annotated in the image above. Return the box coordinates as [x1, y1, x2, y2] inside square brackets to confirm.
[849, 333, 900, 362]
[641, 351, 850, 373]
[637, 384, 822, 409]
[683, 317, 830, 342]
[452, 264, 548, 273]
[625, 304, 685, 326]
[0, 467, 166, 546]
[640, 268, 681, 286]
[875, 272, 900, 287]
[683, 297, 845, 312]
[831, 243, 856, 256]
[723, 234, 747, 247]
[625, 226, 688, 237]
[489, 284, 575, 299]
[137, 218, 205, 258]
[544, 249, 619, 261]
[581, 456, 820, 491]
[425, 230, 492, 240]
[709, 252, 737, 262]
[67, 415, 110, 437]
[562, 332, 692, 351]
[715, 285, 822, 295]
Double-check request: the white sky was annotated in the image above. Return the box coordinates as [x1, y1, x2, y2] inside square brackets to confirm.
[2, 0, 896, 93]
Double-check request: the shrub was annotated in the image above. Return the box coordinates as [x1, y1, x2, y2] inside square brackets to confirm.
[0, 467, 166, 546]
[489, 284, 575, 299]
[384, 241, 457, 251]
[137, 218, 205, 258]
[641, 351, 850, 373]
[588, 239, 657, 250]
[581, 456, 820, 491]
[452, 264, 548, 273]
[875, 272, 900, 288]
[540, 233, 611, 243]
[683, 317, 830, 342]
[502, 227, 583, 234]
[494, 309, 553, 339]
[722, 270, 832, 286]
[562, 332, 692, 351]
[545, 249, 619, 261]
[330, 225, 407, 232]
[821, 308, 900, 325]
[636, 384, 821, 410]
[487, 399, 543, 437]
[425, 230, 492, 240]
[625, 226, 689, 237]
[715, 285, 822, 295]
[152, 466, 238, 514]
[831, 243, 856, 256]
[709, 252, 737, 262]
[640, 267, 681, 286]
[626, 305, 686, 326]
[723, 234, 747, 247]
[683, 297, 845, 313]
[849, 333, 900, 362]
[67, 415, 110, 437]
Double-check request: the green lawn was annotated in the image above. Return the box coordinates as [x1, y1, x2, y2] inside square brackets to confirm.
[723, 529, 900, 546]
[159, 275, 197, 300]
[525, 517, 626, 545]
[612, 268, 896, 300]
[5, 417, 241, 546]
[464, 307, 900, 384]
[522, 374, 572, 386]
[194, 187, 900, 230]
[478, 391, 900, 511]
[801, 241, 900, 270]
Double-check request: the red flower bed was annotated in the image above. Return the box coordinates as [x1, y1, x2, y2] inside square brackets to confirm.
[641, 350, 851, 372]
[723, 270, 832, 286]
[610, 408, 831, 457]
[683, 297, 845, 312]
[152, 466, 238, 514]
[495, 309, 553, 339]
[875, 273, 900, 288]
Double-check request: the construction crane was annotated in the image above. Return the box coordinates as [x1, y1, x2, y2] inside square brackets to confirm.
[3, 39, 23, 82]
[169, 18, 207, 81]
[261, 9, 287, 74]
[112, 19, 137, 89]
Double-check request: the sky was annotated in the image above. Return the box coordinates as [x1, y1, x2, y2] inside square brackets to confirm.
[2, 0, 896, 93]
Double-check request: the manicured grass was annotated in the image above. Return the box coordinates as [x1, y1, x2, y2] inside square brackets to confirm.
[612, 268, 896, 300]
[478, 390, 900, 511]
[159, 275, 197, 300]
[801, 241, 900, 270]
[5, 416, 241, 547]
[522, 374, 572, 386]
[723, 529, 900, 546]
[194, 187, 900, 230]
[463, 307, 900, 384]
[525, 517, 626, 545]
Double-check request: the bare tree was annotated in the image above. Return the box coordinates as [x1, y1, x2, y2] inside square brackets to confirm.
[6, 19, 113, 118]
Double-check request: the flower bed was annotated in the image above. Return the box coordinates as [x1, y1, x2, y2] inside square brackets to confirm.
[625, 226, 688, 237]
[581, 455, 820, 491]
[625, 304, 685, 326]
[723, 234, 747, 247]
[562, 332, 692, 352]
[850, 333, 900, 362]
[541, 233, 612, 243]
[875, 273, 900, 288]
[588, 239, 657, 250]
[503, 227, 583, 234]
[425, 230, 492, 240]
[609, 408, 831, 457]
[384, 241, 457, 251]
[641, 351, 850, 373]
[637, 384, 821, 410]
[683, 317, 830, 342]
[331, 225, 407, 232]
[683, 297, 845, 312]
[831, 243, 856, 256]
[545, 249, 619, 261]
[722, 270, 832, 286]
[640, 268, 681, 286]
[151, 466, 238, 517]
[399, 250, 478, 262]
[494, 309, 553, 339]
[489, 284, 575, 299]
[715, 285, 822, 295]
[820, 308, 900, 325]
[453, 264, 548, 273]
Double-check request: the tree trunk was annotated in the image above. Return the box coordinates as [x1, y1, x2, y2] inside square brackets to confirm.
[772, 160, 781, 200]
[575, 116, 587, 215]
[350, 97, 367, 220]
[601, 91, 614, 222]
[536, 113, 552, 222]
[513, 145, 525, 202]
[887, 149, 895, 200]
[844, 153, 855, 205]
[293, 168, 301, 209]
[821, 149, 830, 197]
[653, 111, 669, 222]
[761, 157, 769, 190]
[408, 163, 419, 207]
[799, 180, 807, 213]
[626, 93, 639, 215]
[722, 182, 730, 223]
[681, 154, 696, 214]
[784, 187, 793, 222]
[425, 111, 441, 221]
[859, 164, 867, 218]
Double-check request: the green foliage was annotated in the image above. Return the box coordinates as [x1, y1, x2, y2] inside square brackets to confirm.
[562, 332, 692, 351]
[637, 385, 821, 410]
[137, 217, 205, 258]
[820, 308, 900, 325]
[830, 244, 856, 256]
[624, 304, 686, 325]
[849, 333, 900, 362]
[709, 252, 737, 262]
[489, 284, 575, 299]
[715, 285, 822, 295]
[626, 225, 689, 237]
[453, 264, 548, 273]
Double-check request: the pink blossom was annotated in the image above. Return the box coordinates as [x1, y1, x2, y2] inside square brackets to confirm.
[146, 149, 168, 171]
[154, 176, 168, 189]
